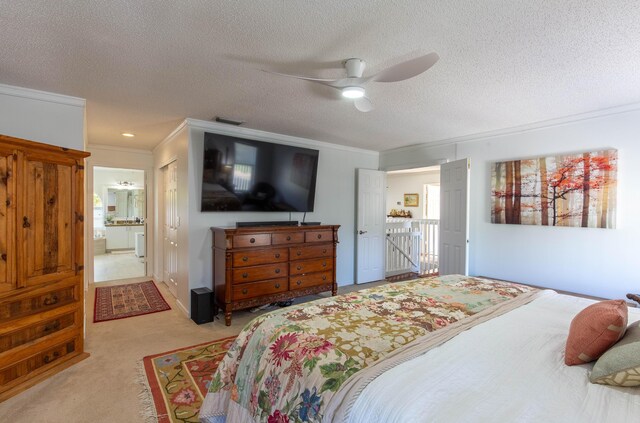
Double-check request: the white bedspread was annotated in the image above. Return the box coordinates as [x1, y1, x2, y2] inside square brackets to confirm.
[348, 291, 640, 423]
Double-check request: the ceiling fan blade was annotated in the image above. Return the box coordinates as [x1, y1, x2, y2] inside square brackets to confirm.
[262, 69, 340, 83]
[371, 52, 439, 83]
[319, 76, 373, 89]
[354, 96, 374, 112]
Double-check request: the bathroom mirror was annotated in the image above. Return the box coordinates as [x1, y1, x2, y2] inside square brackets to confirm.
[107, 188, 145, 219]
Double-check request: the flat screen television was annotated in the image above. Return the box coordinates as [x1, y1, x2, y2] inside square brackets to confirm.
[201, 132, 319, 212]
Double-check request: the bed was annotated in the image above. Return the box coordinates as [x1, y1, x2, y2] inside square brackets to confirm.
[199, 275, 640, 423]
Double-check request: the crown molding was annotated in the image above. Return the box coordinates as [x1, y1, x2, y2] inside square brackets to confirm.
[383, 101, 640, 155]
[0, 83, 85, 107]
[153, 119, 189, 153]
[185, 118, 379, 156]
[87, 143, 153, 155]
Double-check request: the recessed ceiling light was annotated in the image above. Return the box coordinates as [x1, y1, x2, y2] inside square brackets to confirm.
[122, 133, 135, 137]
[341, 86, 365, 99]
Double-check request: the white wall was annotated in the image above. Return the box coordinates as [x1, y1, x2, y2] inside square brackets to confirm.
[188, 119, 379, 288]
[0, 83, 85, 150]
[153, 119, 379, 315]
[386, 171, 440, 217]
[380, 105, 640, 299]
[153, 124, 191, 314]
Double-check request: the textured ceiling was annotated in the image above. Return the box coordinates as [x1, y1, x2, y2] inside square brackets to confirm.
[1, 1, 639, 151]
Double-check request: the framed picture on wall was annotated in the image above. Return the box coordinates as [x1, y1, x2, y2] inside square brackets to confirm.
[404, 193, 419, 207]
[490, 149, 617, 228]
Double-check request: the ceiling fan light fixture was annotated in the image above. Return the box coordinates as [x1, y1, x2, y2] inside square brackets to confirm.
[342, 86, 365, 99]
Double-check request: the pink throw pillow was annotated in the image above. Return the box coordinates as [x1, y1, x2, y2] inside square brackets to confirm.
[565, 299, 628, 366]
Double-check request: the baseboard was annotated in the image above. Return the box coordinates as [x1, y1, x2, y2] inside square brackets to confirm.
[175, 299, 189, 317]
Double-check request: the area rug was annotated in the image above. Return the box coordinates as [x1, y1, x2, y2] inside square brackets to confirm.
[140, 336, 237, 423]
[94, 280, 171, 323]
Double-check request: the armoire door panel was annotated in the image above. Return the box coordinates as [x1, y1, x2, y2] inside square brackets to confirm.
[0, 153, 16, 293]
[74, 162, 83, 272]
[21, 159, 76, 286]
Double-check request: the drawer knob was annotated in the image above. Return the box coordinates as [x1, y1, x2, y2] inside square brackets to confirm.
[249, 238, 256, 244]
[317, 234, 322, 239]
[43, 351, 60, 364]
[242, 272, 248, 278]
[242, 256, 248, 262]
[44, 321, 61, 332]
[322, 262, 327, 267]
[322, 275, 327, 281]
[286, 236, 291, 241]
[322, 249, 327, 254]
[296, 251, 302, 256]
[242, 289, 248, 295]
[275, 268, 281, 274]
[275, 253, 280, 258]
[296, 265, 302, 271]
[296, 280, 302, 286]
[275, 283, 281, 289]
[44, 295, 59, 306]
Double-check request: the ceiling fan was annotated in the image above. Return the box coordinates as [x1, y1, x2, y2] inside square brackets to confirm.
[264, 52, 439, 112]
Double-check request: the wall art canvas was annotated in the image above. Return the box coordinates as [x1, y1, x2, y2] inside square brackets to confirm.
[491, 149, 617, 228]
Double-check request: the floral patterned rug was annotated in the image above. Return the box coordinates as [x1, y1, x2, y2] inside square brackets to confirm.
[94, 280, 171, 322]
[142, 336, 237, 423]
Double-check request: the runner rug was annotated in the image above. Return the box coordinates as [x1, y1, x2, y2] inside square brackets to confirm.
[94, 280, 171, 323]
[141, 336, 237, 423]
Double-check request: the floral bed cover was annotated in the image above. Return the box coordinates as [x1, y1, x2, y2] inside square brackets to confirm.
[199, 275, 537, 423]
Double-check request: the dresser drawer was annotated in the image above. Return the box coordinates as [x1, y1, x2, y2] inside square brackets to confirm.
[0, 335, 79, 387]
[0, 285, 78, 321]
[290, 271, 332, 290]
[304, 230, 333, 243]
[0, 311, 77, 353]
[232, 234, 271, 248]
[272, 232, 304, 245]
[290, 244, 333, 260]
[232, 278, 288, 300]
[232, 263, 288, 284]
[233, 248, 288, 267]
[290, 257, 333, 276]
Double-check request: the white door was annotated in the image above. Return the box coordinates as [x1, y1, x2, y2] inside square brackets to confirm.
[163, 162, 179, 297]
[439, 158, 469, 275]
[356, 169, 386, 283]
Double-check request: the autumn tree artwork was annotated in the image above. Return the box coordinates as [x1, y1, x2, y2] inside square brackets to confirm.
[491, 150, 617, 228]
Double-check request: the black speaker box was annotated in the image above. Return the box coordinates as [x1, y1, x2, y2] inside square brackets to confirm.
[191, 288, 214, 324]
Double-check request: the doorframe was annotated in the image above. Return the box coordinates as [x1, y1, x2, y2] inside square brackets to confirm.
[380, 161, 456, 277]
[85, 158, 154, 289]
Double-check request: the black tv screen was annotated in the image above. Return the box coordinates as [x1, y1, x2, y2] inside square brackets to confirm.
[201, 132, 319, 212]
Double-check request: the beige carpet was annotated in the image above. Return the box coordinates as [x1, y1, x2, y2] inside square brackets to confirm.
[0, 278, 384, 422]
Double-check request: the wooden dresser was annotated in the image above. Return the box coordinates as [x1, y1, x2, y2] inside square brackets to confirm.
[0, 135, 89, 401]
[211, 225, 339, 326]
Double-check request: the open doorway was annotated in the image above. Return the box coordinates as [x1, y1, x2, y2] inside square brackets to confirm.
[385, 166, 440, 279]
[93, 166, 146, 282]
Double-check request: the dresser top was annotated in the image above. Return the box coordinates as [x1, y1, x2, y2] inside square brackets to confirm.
[211, 224, 339, 234]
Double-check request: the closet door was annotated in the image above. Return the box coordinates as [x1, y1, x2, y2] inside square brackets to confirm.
[18, 152, 79, 287]
[0, 151, 16, 293]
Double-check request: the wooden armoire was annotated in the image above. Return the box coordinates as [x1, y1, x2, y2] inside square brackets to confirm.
[0, 134, 90, 401]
